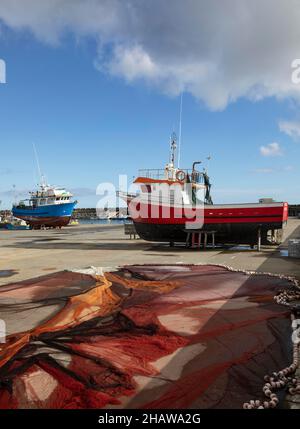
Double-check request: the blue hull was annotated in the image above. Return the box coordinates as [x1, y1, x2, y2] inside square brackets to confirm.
[12, 202, 77, 227]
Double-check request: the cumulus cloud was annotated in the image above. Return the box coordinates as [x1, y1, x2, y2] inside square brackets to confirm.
[1, 0, 300, 109]
[279, 120, 300, 140]
[260, 142, 283, 157]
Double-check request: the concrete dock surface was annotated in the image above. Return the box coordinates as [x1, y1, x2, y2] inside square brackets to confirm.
[0, 218, 299, 286]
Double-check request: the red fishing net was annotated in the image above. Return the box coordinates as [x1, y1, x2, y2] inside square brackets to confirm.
[0, 264, 295, 408]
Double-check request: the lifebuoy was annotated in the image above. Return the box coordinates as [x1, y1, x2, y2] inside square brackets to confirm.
[176, 170, 186, 181]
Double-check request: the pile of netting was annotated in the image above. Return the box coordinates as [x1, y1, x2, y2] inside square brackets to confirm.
[0, 264, 299, 409]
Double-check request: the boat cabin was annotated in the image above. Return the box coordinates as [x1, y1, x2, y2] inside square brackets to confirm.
[134, 163, 213, 206]
[14, 186, 73, 209]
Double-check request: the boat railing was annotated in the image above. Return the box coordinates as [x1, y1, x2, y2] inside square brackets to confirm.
[138, 169, 166, 179]
[137, 168, 205, 183]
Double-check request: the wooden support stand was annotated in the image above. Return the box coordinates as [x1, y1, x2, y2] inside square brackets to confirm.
[257, 226, 261, 251]
[124, 223, 137, 240]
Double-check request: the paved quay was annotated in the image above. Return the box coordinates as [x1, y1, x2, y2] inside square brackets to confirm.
[0, 218, 299, 286]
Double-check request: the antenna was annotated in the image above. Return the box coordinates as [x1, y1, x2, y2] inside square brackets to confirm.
[170, 132, 177, 166]
[32, 143, 46, 187]
[206, 156, 212, 173]
[177, 93, 183, 168]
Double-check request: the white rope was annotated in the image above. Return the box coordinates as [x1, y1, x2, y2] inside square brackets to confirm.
[242, 292, 300, 409]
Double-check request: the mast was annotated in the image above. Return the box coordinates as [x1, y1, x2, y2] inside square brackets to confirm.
[177, 93, 183, 168]
[32, 143, 46, 188]
[169, 132, 177, 167]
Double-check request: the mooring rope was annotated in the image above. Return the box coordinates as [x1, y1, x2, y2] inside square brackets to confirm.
[243, 288, 300, 409]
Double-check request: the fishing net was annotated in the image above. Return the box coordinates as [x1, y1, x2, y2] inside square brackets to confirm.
[0, 264, 297, 409]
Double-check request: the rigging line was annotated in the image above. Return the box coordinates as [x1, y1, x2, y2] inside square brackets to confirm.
[32, 143, 45, 186]
[177, 93, 183, 168]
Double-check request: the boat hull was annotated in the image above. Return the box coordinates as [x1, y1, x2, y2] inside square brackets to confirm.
[129, 201, 289, 245]
[12, 202, 77, 228]
[134, 221, 283, 244]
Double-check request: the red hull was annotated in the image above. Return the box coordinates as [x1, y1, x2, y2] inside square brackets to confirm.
[16, 216, 71, 228]
[128, 201, 288, 244]
[130, 201, 288, 225]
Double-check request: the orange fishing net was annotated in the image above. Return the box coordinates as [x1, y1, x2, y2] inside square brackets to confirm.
[0, 265, 296, 408]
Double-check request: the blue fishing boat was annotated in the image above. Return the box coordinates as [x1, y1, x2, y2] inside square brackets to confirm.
[12, 184, 77, 228]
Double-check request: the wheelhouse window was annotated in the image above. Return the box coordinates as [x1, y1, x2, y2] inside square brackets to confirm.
[141, 185, 152, 193]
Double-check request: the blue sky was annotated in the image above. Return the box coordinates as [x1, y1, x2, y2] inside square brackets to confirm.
[0, 1, 300, 208]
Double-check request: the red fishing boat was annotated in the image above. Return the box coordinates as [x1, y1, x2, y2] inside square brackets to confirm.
[119, 134, 288, 246]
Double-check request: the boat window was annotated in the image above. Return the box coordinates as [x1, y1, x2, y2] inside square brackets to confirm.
[192, 172, 200, 183]
[170, 190, 175, 205]
[141, 185, 152, 193]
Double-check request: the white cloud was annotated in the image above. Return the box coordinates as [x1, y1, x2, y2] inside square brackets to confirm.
[1, 1, 300, 109]
[104, 45, 159, 82]
[70, 187, 96, 197]
[252, 168, 275, 174]
[260, 142, 283, 157]
[279, 120, 300, 139]
[252, 165, 293, 173]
